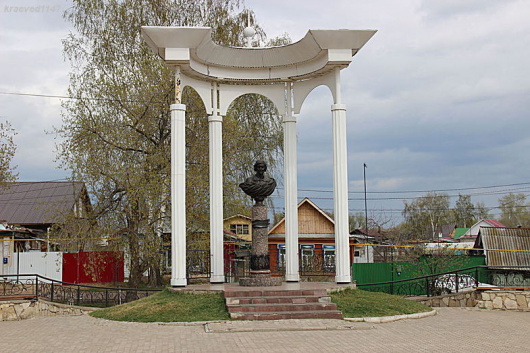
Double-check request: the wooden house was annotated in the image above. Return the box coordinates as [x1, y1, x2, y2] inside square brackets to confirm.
[461, 219, 506, 242]
[0, 181, 92, 251]
[268, 198, 356, 278]
[223, 215, 252, 242]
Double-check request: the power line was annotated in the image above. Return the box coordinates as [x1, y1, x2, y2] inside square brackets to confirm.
[0, 91, 165, 104]
[270, 188, 530, 202]
[278, 181, 530, 195]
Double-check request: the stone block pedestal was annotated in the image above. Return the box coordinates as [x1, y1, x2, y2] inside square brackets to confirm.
[239, 204, 282, 287]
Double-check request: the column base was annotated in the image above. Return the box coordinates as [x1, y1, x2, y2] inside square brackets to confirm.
[171, 278, 187, 287]
[285, 273, 300, 282]
[335, 275, 351, 284]
[210, 275, 225, 284]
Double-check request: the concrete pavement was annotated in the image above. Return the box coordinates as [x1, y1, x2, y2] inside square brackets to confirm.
[0, 308, 528, 352]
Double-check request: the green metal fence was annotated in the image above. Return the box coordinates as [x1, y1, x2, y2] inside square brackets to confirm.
[352, 256, 486, 285]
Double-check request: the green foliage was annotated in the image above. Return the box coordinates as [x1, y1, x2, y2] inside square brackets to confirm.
[0, 121, 17, 183]
[402, 193, 494, 239]
[331, 288, 431, 317]
[473, 201, 491, 220]
[451, 194, 475, 228]
[90, 288, 229, 322]
[403, 192, 450, 239]
[349, 212, 365, 232]
[498, 192, 530, 227]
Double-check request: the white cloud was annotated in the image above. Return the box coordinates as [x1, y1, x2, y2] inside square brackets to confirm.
[1, 0, 529, 217]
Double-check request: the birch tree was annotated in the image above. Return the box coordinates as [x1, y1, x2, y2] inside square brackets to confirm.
[0, 121, 17, 183]
[57, 0, 286, 287]
[403, 192, 450, 240]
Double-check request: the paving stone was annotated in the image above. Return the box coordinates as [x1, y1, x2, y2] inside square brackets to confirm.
[0, 308, 529, 352]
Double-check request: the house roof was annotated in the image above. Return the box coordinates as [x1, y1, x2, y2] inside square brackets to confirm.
[350, 228, 386, 242]
[453, 228, 470, 239]
[0, 182, 86, 226]
[476, 227, 530, 268]
[269, 198, 334, 235]
[223, 214, 251, 222]
[464, 219, 506, 237]
[484, 219, 505, 228]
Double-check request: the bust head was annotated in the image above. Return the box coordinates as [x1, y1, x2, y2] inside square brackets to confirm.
[254, 160, 267, 174]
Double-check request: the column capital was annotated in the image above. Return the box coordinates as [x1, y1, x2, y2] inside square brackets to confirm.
[331, 103, 347, 111]
[170, 103, 186, 111]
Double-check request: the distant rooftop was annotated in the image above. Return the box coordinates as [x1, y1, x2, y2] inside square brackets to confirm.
[453, 228, 470, 239]
[0, 181, 85, 226]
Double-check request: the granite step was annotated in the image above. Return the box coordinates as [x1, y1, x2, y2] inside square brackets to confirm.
[224, 288, 342, 320]
[224, 289, 327, 298]
[226, 295, 324, 305]
[227, 302, 338, 313]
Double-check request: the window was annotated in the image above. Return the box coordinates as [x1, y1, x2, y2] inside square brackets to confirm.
[323, 245, 335, 271]
[165, 250, 171, 269]
[230, 224, 249, 235]
[277, 244, 286, 270]
[300, 245, 315, 271]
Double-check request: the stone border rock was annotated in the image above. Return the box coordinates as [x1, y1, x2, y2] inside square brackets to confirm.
[477, 291, 530, 311]
[1, 299, 98, 321]
[343, 309, 437, 324]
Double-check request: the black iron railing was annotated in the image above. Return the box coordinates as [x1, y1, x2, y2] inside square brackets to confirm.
[357, 265, 530, 297]
[1, 274, 161, 307]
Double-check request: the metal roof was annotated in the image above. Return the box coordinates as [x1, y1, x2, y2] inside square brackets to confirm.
[268, 197, 335, 235]
[453, 228, 470, 239]
[478, 227, 530, 268]
[484, 219, 505, 228]
[0, 182, 86, 226]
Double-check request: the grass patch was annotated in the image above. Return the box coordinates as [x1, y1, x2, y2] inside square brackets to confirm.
[90, 287, 431, 323]
[331, 288, 431, 318]
[90, 288, 229, 322]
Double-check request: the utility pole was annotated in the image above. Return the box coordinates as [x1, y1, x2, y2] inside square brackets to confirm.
[363, 163, 369, 263]
[363, 163, 368, 232]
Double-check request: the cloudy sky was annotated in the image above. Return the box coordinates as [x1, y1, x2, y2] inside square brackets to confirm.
[1, 0, 530, 223]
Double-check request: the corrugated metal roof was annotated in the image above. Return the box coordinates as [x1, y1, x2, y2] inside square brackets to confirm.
[0, 182, 85, 226]
[479, 227, 530, 268]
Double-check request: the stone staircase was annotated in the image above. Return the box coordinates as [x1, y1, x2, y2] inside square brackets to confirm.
[224, 288, 343, 320]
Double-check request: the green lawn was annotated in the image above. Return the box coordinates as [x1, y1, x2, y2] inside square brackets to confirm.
[90, 289, 229, 322]
[90, 287, 431, 322]
[330, 288, 432, 317]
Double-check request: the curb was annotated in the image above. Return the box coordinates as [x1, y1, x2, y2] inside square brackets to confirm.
[344, 309, 437, 324]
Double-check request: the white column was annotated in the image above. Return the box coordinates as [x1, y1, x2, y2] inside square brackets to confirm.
[332, 68, 351, 284]
[209, 111, 225, 283]
[284, 109, 300, 282]
[171, 103, 187, 287]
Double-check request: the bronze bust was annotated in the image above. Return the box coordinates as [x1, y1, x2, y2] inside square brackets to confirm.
[239, 160, 276, 204]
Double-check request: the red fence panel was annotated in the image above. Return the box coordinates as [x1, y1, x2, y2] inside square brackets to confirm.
[62, 251, 124, 284]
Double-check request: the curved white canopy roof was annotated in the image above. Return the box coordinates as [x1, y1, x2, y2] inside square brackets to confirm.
[141, 26, 376, 83]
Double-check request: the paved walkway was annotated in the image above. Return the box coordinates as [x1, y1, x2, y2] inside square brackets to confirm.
[1, 308, 529, 352]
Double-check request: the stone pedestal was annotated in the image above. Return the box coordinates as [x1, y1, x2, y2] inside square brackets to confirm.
[239, 204, 282, 287]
